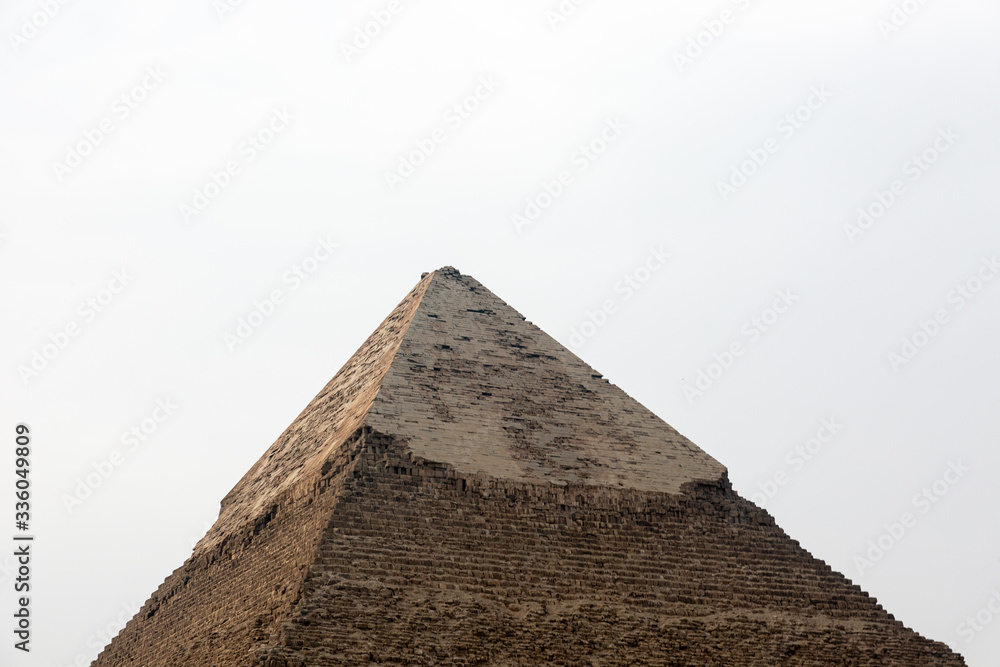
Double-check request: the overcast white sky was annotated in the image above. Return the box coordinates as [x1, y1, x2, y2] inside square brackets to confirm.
[2, 0, 999, 665]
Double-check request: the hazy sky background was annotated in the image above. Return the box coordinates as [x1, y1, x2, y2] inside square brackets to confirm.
[2, 0, 999, 664]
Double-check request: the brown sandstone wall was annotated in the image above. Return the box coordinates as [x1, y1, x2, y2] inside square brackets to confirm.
[93, 427, 964, 666]
[257, 431, 964, 666]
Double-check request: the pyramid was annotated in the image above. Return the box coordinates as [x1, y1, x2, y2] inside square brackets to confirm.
[93, 267, 965, 666]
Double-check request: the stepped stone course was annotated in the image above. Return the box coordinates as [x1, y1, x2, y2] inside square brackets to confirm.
[92, 266, 965, 666]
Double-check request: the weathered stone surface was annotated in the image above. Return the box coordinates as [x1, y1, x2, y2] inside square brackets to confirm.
[92, 267, 965, 666]
[368, 266, 727, 493]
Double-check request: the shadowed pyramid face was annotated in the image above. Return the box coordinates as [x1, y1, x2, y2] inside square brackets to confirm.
[92, 267, 967, 667]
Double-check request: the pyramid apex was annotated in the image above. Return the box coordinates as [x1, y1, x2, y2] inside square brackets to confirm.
[365, 267, 727, 493]
[422, 266, 461, 280]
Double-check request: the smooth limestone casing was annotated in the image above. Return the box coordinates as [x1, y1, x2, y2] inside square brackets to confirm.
[92, 267, 965, 666]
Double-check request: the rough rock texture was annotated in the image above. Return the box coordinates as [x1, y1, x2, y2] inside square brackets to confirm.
[92, 267, 965, 666]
